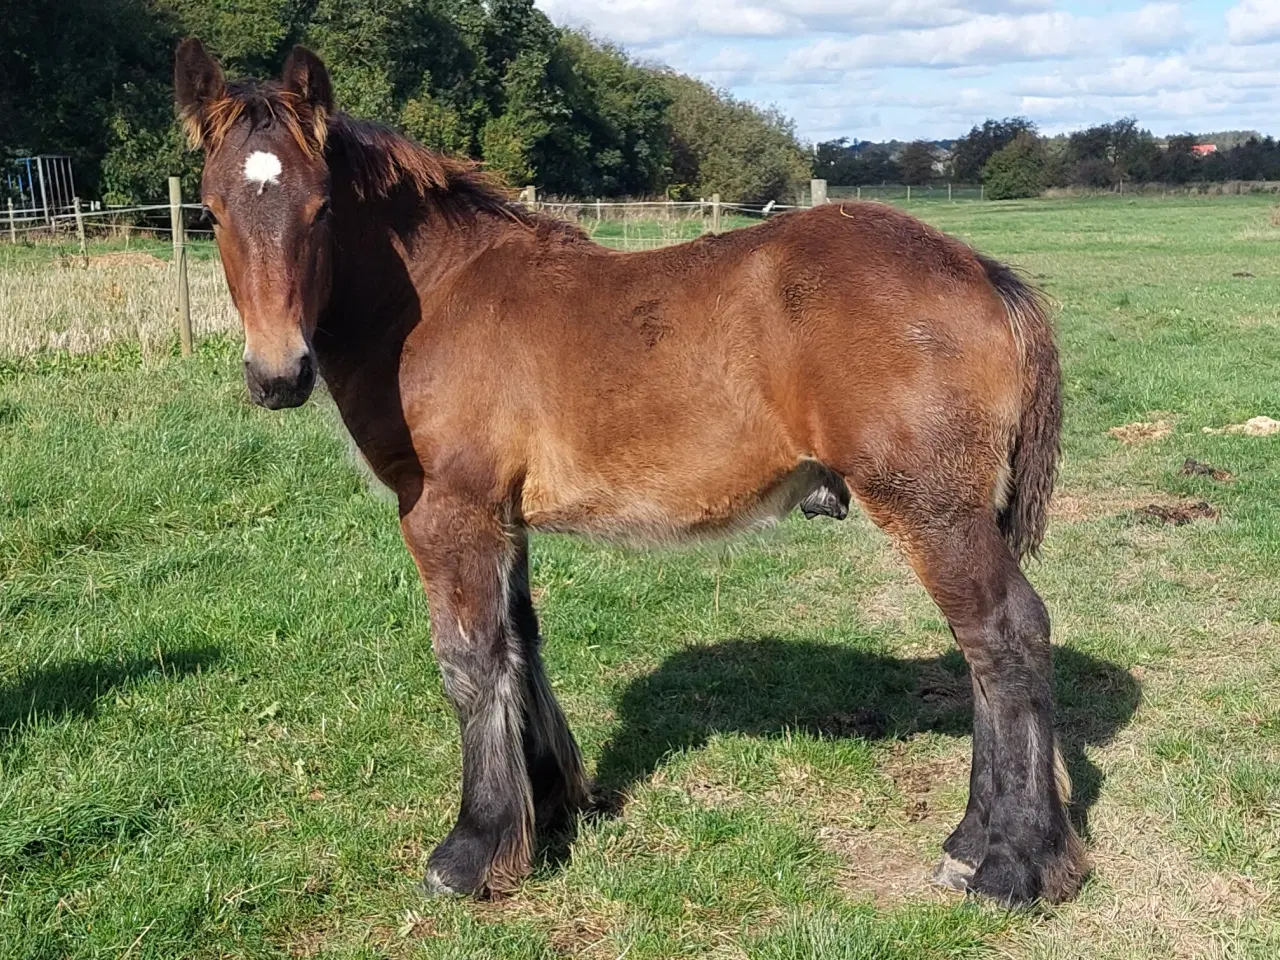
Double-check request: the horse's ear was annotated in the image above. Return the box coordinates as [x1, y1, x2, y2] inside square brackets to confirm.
[174, 38, 226, 150]
[282, 46, 334, 116]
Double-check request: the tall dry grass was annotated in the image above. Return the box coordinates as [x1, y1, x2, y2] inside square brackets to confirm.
[0, 211, 726, 359]
[0, 252, 239, 357]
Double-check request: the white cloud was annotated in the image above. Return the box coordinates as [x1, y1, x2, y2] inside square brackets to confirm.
[535, 1, 1280, 141]
[1226, 0, 1280, 45]
[1015, 40, 1280, 135]
[782, 12, 1087, 71]
[1118, 3, 1190, 52]
[1018, 55, 1196, 98]
[536, 0, 1052, 44]
[778, 4, 1189, 74]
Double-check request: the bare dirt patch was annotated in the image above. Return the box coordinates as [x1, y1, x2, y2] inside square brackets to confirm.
[681, 772, 747, 810]
[1051, 488, 1183, 523]
[284, 921, 334, 958]
[813, 706, 890, 739]
[881, 743, 968, 823]
[1108, 420, 1173, 443]
[390, 837, 427, 877]
[914, 662, 971, 711]
[1136, 501, 1218, 526]
[481, 892, 628, 960]
[366, 909, 445, 959]
[547, 912, 621, 960]
[817, 825, 947, 906]
[1203, 415, 1280, 436]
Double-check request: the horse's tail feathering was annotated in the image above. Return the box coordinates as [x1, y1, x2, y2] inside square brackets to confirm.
[981, 255, 1062, 564]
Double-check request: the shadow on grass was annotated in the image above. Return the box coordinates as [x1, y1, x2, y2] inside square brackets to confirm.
[591, 637, 1139, 840]
[0, 647, 220, 750]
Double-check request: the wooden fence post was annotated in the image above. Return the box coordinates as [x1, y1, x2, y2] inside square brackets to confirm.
[948, 182, 953, 202]
[906, 184, 912, 203]
[980, 185, 985, 201]
[520, 185, 537, 208]
[809, 178, 827, 206]
[7, 199, 14, 243]
[856, 186, 861, 201]
[169, 176, 193, 356]
[711, 193, 721, 233]
[74, 197, 87, 264]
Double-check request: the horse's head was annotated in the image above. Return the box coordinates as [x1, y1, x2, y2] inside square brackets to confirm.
[175, 39, 334, 409]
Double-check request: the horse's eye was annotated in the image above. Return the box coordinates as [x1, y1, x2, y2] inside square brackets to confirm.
[201, 205, 219, 226]
[314, 198, 331, 222]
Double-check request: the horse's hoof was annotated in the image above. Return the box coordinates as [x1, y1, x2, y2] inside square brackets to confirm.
[422, 831, 495, 898]
[932, 852, 975, 892]
[965, 850, 1040, 906]
[422, 867, 464, 897]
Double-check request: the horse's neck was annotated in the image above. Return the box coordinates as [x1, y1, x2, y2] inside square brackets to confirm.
[315, 198, 507, 388]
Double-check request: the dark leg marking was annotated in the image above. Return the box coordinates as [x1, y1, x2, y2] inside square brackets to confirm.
[908, 515, 1085, 905]
[506, 538, 591, 831]
[403, 499, 537, 897]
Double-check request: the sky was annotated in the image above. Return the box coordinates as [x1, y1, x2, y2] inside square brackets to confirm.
[534, 0, 1280, 143]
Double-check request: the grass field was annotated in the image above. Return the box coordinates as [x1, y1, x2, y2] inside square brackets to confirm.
[2, 195, 1280, 959]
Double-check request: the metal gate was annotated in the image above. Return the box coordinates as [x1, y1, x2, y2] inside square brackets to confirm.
[4, 155, 77, 225]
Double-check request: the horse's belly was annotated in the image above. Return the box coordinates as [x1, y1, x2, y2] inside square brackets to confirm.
[522, 457, 848, 547]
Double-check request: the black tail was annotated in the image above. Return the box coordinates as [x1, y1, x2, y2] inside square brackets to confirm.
[980, 256, 1062, 563]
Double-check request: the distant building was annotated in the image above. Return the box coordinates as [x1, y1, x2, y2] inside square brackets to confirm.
[1191, 144, 1217, 156]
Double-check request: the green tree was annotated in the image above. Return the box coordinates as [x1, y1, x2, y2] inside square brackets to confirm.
[0, 0, 177, 198]
[660, 72, 809, 203]
[897, 140, 937, 186]
[1160, 134, 1199, 184]
[982, 132, 1047, 200]
[0, 0, 806, 202]
[531, 33, 670, 196]
[481, 47, 557, 185]
[951, 118, 1036, 182]
[813, 139, 900, 185]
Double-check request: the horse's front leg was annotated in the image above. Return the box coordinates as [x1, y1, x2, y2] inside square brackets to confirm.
[401, 491, 537, 897]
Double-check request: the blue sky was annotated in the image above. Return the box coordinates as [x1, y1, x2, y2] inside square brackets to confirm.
[534, 0, 1280, 142]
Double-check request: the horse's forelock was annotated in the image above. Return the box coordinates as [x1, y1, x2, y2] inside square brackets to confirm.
[196, 83, 327, 160]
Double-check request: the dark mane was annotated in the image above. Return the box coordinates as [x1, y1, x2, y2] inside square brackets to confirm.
[201, 80, 586, 239]
[324, 113, 519, 219]
[324, 114, 588, 240]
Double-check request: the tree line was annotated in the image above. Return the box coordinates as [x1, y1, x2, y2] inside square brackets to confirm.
[0, 0, 810, 205]
[815, 118, 1280, 199]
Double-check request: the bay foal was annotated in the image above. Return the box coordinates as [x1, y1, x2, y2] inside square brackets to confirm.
[175, 40, 1082, 905]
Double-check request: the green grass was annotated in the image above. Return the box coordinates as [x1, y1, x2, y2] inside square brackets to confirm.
[3, 195, 1280, 958]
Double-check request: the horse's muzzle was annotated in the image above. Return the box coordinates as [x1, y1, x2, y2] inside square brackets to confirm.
[245, 351, 316, 409]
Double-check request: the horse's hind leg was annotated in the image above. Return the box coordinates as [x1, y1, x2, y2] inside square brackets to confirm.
[863, 501, 1084, 904]
[401, 493, 583, 897]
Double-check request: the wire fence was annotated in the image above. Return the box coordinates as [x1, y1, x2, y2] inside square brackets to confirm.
[0, 178, 1057, 358]
[0, 185, 985, 358]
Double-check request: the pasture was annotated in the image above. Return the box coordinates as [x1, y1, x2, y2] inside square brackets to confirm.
[2, 195, 1279, 958]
